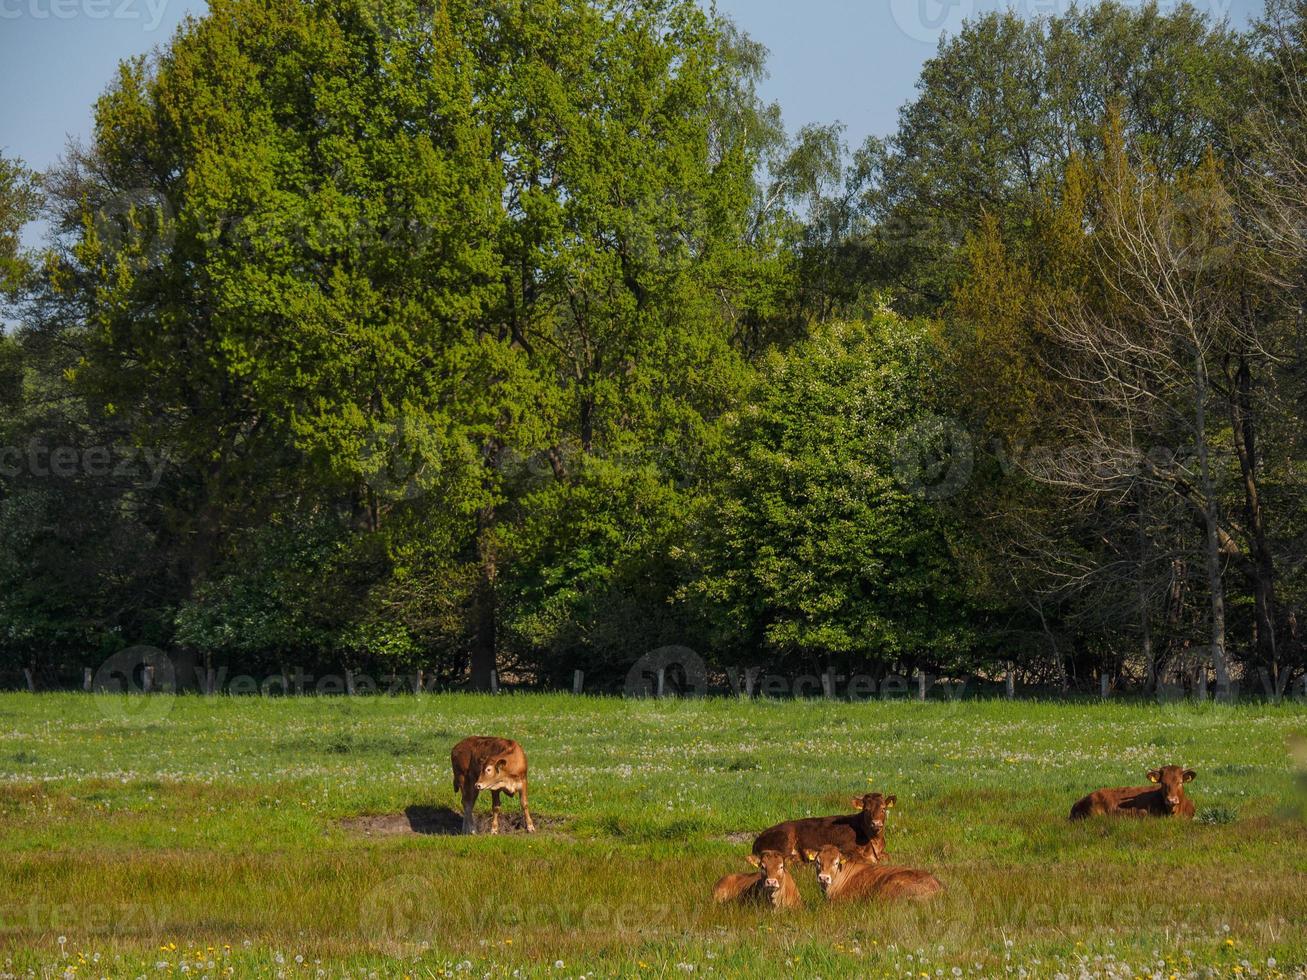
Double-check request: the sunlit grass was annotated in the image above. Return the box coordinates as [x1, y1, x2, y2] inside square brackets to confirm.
[0, 693, 1304, 977]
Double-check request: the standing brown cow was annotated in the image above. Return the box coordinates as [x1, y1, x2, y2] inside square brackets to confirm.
[752, 792, 892, 863]
[450, 736, 536, 835]
[1069, 765, 1197, 820]
[807, 844, 942, 903]
[711, 850, 802, 909]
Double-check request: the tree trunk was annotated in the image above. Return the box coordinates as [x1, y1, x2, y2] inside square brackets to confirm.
[1135, 488, 1155, 691]
[1194, 350, 1231, 697]
[1163, 557, 1187, 678]
[469, 504, 498, 691]
[1139, 557, 1155, 692]
[1033, 597, 1067, 692]
[1226, 352, 1279, 684]
[579, 396, 594, 454]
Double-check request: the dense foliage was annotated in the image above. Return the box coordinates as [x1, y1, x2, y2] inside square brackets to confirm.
[1, 0, 1304, 694]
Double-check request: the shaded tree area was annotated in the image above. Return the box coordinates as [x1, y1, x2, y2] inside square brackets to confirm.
[0, 0, 1304, 694]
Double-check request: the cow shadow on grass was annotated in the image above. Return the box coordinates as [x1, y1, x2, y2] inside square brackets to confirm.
[340, 805, 550, 837]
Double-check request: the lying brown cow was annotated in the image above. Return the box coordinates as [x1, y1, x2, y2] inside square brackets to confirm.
[712, 850, 802, 909]
[752, 792, 892, 863]
[808, 844, 942, 903]
[1069, 765, 1196, 820]
[450, 736, 536, 835]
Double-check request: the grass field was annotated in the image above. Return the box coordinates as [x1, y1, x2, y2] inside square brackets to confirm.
[0, 693, 1305, 979]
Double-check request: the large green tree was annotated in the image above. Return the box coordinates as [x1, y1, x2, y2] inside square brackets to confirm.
[23, 0, 782, 684]
[29, 0, 513, 680]
[861, 1, 1254, 312]
[447, 0, 774, 685]
[686, 315, 979, 677]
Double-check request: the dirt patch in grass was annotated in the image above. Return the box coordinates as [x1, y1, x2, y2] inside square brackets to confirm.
[718, 831, 755, 844]
[339, 805, 560, 837]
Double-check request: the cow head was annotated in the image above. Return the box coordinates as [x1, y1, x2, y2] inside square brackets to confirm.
[850, 792, 896, 833]
[746, 850, 790, 900]
[1147, 765, 1196, 812]
[474, 756, 515, 792]
[807, 844, 850, 894]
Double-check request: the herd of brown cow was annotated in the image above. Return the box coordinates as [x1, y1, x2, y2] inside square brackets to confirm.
[716, 792, 939, 909]
[451, 735, 1198, 911]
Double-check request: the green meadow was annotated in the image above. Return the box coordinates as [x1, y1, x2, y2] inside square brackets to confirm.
[0, 693, 1304, 978]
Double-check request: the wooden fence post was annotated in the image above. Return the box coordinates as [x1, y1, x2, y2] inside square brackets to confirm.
[23, 669, 35, 693]
[744, 668, 757, 698]
[916, 672, 926, 701]
[1100, 674, 1110, 700]
[656, 668, 665, 698]
[414, 670, 424, 694]
[83, 667, 93, 692]
[205, 668, 217, 696]
[821, 672, 835, 699]
[143, 665, 154, 693]
[572, 670, 584, 695]
[345, 670, 356, 696]
[1197, 669, 1209, 700]
[1005, 665, 1015, 700]
[490, 669, 499, 694]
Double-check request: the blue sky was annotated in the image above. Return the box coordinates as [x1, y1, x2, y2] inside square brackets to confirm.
[1, 0, 1262, 242]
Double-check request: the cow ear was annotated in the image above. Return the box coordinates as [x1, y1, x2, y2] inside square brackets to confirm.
[885, 795, 896, 808]
[746, 854, 761, 868]
[1147, 770, 1161, 783]
[804, 849, 817, 862]
[495, 758, 506, 771]
[1182, 769, 1196, 782]
[850, 798, 863, 810]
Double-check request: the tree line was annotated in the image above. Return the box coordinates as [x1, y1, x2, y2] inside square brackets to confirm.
[1, 0, 1305, 695]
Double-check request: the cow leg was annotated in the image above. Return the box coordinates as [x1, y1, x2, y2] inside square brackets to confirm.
[520, 777, 536, 833]
[490, 790, 502, 835]
[461, 786, 478, 835]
